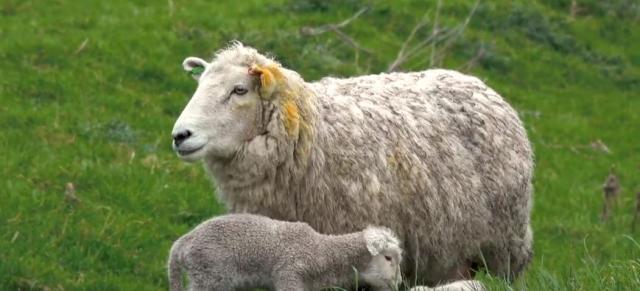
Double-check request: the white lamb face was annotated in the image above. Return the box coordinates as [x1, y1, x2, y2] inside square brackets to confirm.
[362, 249, 403, 290]
[172, 57, 261, 162]
[362, 226, 403, 290]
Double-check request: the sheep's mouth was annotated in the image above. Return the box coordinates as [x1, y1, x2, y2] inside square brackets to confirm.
[174, 143, 206, 159]
[177, 146, 203, 156]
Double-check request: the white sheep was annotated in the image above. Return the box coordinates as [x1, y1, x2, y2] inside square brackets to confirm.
[171, 42, 534, 285]
[411, 280, 485, 291]
[167, 213, 403, 291]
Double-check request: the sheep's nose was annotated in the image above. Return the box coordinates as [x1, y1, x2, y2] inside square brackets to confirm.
[172, 129, 192, 147]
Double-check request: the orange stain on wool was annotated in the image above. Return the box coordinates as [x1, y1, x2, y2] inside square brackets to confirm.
[249, 64, 284, 99]
[249, 63, 302, 136]
[282, 99, 300, 135]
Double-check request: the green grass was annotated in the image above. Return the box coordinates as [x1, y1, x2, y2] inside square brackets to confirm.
[1, 0, 639, 290]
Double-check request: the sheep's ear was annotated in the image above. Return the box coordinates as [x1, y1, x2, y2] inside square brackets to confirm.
[248, 64, 282, 100]
[183, 57, 209, 81]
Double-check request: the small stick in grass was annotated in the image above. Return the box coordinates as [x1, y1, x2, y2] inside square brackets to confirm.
[64, 182, 80, 205]
[601, 166, 620, 221]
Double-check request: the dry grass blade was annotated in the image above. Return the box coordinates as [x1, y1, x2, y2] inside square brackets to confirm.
[73, 38, 89, 55]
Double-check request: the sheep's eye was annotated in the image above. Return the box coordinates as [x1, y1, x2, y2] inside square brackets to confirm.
[232, 85, 248, 95]
[384, 255, 392, 262]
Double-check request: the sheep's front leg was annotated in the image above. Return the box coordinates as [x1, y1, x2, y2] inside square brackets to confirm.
[187, 272, 233, 291]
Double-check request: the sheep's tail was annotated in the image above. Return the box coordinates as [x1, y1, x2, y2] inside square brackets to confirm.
[168, 239, 184, 291]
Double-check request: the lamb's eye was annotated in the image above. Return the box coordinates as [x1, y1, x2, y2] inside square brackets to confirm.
[384, 255, 392, 262]
[232, 85, 248, 95]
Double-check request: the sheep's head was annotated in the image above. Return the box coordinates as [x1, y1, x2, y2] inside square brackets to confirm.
[361, 226, 403, 291]
[172, 42, 305, 162]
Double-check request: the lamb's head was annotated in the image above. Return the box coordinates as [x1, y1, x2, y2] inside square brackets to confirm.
[361, 226, 403, 291]
[172, 42, 309, 162]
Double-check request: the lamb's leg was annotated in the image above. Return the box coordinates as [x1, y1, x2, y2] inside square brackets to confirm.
[187, 272, 233, 291]
[189, 282, 232, 291]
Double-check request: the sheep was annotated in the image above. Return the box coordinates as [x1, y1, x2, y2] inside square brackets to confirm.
[171, 42, 534, 285]
[167, 213, 403, 291]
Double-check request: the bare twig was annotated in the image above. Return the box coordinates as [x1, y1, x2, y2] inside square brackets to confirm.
[300, 8, 368, 36]
[300, 1, 483, 73]
[387, 19, 428, 72]
[330, 26, 373, 54]
[429, 0, 442, 67]
[403, 27, 459, 69]
[432, 0, 481, 66]
[387, 28, 438, 72]
[458, 43, 487, 72]
[388, 0, 480, 72]
[300, 8, 371, 69]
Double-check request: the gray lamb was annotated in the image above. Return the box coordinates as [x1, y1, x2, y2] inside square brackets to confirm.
[168, 213, 403, 291]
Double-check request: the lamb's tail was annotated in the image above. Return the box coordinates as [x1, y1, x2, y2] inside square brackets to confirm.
[168, 239, 184, 291]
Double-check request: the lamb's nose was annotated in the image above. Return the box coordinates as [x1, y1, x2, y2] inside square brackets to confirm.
[172, 130, 192, 147]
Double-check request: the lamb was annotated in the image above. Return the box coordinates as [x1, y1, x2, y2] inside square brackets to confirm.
[171, 42, 534, 285]
[167, 213, 403, 291]
[411, 280, 485, 291]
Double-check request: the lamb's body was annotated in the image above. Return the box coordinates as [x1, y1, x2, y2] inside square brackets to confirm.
[173, 44, 533, 285]
[168, 214, 402, 291]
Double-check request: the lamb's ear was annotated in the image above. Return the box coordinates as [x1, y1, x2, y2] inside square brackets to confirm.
[364, 226, 400, 256]
[182, 57, 209, 81]
[364, 227, 386, 256]
[248, 64, 282, 100]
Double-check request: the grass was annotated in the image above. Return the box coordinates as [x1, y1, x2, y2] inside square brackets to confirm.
[1, 0, 639, 290]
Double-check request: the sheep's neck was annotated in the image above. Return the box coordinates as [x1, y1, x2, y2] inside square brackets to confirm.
[205, 84, 325, 221]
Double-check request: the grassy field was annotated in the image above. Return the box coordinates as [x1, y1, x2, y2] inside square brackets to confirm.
[1, 0, 639, 290]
